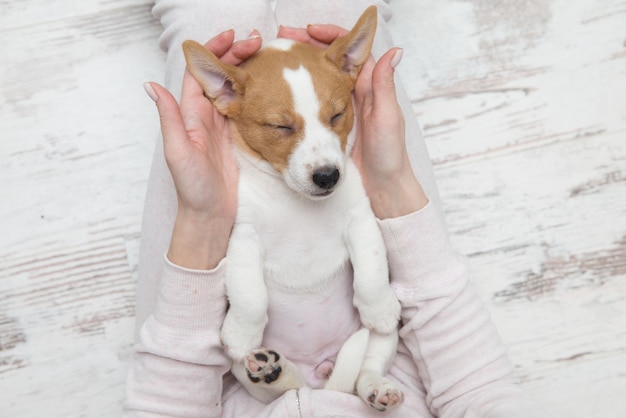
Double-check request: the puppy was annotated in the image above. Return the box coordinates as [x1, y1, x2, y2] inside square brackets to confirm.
[183, 6, 403, 411]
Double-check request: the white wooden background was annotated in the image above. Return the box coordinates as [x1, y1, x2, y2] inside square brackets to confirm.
[1, 0, 624, 416]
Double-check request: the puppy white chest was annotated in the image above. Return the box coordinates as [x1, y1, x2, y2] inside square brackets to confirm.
[235, 160, 362, 290]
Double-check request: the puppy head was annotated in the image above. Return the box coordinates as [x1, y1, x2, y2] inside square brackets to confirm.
[183, 6, 377, 199]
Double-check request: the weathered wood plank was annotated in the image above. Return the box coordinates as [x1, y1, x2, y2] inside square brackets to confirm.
[395, 0, 626, 163]
[0, 0, 154, 30]
[389, 0, 626, 415]
[0, 2, 164, 416]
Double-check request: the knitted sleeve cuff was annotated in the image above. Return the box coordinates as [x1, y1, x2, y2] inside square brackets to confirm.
[152, 255, 228, 333]
[378, 201, 467, 296]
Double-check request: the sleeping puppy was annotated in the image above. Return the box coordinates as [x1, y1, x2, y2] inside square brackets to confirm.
[183, 6, 403, 411]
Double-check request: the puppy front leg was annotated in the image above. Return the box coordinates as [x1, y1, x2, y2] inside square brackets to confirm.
[222, 222, 268, 361]
[346, 205, 400, 334]
[356, 329, 404, 411]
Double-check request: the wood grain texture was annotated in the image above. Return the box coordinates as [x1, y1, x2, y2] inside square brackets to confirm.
[1, 1, 163, 415]
[1, 0, 625, 416]
[392, 0, 626, 416]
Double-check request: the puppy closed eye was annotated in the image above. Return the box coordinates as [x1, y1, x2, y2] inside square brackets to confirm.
[266, 123, 294, 135]
[330, 111, 345, 126]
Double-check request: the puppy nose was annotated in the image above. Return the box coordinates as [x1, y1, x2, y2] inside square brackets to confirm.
[312, 167, 340, 190]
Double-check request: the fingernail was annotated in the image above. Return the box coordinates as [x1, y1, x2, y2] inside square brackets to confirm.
[247, 29, 261, 40]
[279, 24, 294, 32]
[390, 48, 404, 69]
[143, 82, 158, 102]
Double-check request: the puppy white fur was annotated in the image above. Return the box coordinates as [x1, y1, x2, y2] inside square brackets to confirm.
[183, 6, 403, 411]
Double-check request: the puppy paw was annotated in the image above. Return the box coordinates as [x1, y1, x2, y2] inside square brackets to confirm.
[245, 349, 283, 384]
[231, 349, 305, 403]
[355, 289, 401, 334]
[357, 373, 404, 411]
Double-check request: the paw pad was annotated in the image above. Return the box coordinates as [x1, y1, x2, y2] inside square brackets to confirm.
[246, 349, 282, 384]
[367, 387, 403, 411]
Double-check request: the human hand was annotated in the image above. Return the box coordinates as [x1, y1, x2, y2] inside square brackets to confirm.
[278, 25, 428, 219]
[144, 30, 262, 269]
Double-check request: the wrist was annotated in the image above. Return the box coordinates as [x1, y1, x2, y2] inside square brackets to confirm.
[369, 171, 429, 220]
[167, 208, 234, 270]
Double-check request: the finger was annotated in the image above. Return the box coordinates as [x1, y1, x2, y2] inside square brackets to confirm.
[210, 30, 262, 66]
[179, 69, 206, 116]
[144, 82, 189, 161]
[371, 48, 403, 110]
[306, 24, 349, 44]
[228, 31, 263, 64]
[350, 56, 375, 160]
[279, 25, 333, 49]
[203, 29, 236, 58]
[354, 55, 376, 112]
[277, 25, 311, 43]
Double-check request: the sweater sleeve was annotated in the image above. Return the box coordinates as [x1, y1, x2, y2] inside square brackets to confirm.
[379, 202, 551, 418]
[123, 256, 231, 418]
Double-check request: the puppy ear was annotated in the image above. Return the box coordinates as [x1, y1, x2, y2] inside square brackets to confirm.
[325, 6, 378, 81]
[182, 40, 248, 117]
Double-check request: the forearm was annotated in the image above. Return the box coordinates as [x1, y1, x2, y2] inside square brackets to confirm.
[380, 203, 549, 417]
[168, 208, 232, 270]
[369, 161, 429, 219]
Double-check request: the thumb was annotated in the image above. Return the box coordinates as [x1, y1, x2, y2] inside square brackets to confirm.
[371, 48, 403, 111]
[143, 82, 189, 162]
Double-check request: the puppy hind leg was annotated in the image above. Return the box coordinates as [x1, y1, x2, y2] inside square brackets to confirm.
[325, 328, 369, 393]
[356, 329, 404, 411]
[231, 349, 306, 404]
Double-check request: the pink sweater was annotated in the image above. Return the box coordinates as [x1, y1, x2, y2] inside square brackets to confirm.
[124, 203, 549, 417]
